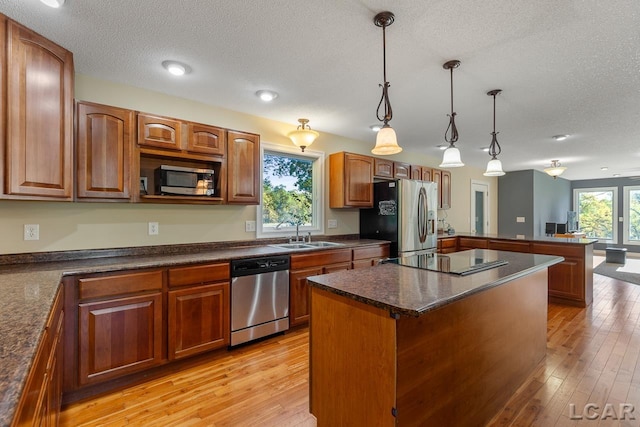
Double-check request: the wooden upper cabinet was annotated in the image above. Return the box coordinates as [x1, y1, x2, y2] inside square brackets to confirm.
[330, 152, 374, 208]
[393, 162, 410, 179]
[76, 101, 134, 201]
[422, 167, 432, 182]
[432, 169, 442, 208]
[374, 158, 393, 178]
[227, 130, 260, 204]
[186, 123, 225, 156]
[4, 20, 74, 199]
[137, 113, 181, 150]
[441, 170, 451, 209]
[410, 165, 422, 180]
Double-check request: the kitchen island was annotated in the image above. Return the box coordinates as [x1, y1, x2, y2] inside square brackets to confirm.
[307, 249, 563, 427]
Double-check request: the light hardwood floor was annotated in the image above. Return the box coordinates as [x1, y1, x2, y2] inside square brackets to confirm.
[61, 255, 640, 426]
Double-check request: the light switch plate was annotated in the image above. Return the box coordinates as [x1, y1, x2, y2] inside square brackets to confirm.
[245, 220, 256, 232]
[328, 219, 338, 229]
[516, 217, 525, 223]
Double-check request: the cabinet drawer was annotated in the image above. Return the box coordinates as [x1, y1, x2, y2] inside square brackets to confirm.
[291, 249, 351, 269]
[458, 237, 488, 249]
[352, 244, 390, 261]
[531, 243, 584, 258]
[78, 270, 163, 300]
[168, 263, 230, 287]
[439, 238, 457, 249]
[488, 240, 531, 253]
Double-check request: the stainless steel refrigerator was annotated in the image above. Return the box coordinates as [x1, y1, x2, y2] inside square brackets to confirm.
[359, 179, 437, 257]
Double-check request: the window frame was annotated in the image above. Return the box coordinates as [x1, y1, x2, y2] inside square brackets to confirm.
[257, 141, 324, 239]
[623, 185, 640, 245]
[573, 186, 618, 243]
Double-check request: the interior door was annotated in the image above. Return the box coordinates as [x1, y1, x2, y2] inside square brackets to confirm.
[471, 181, 490, 234]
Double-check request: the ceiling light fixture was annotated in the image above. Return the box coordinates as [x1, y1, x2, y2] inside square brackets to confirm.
[162, 60, 190, 76]
[552, 134, 569, 141]
[544, 160, 567, 179]
[484, 89, 505, 177]
[371, 11, 401, 156]
[288, 118, 319, 152]
[439, 60, 464, 168]
[40, 0, 65, 8]
[256, 90, 278, 102]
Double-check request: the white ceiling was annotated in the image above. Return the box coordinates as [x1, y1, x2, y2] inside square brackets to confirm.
[2, 0, 640, 180]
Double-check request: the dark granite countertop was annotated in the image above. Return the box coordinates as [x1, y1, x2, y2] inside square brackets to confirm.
[438, 232, 598, 245]
[0, 238, 386, 427]
[308, 249, 563, 318]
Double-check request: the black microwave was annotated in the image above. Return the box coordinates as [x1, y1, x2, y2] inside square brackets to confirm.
[155, 165, 215, 196]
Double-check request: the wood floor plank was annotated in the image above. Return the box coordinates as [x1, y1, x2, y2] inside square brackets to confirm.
[61, 255, 640, 426]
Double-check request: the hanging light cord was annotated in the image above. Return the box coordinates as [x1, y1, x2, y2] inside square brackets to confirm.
[444, 65, 458, 145]
[376, 20, 392, 125]
[488, 91, 502, 159]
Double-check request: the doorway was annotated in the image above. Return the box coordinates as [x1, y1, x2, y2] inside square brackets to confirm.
[471, 180, 490, 234]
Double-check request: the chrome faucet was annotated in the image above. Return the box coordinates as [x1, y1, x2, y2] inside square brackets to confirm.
[289, 224, 302, 243]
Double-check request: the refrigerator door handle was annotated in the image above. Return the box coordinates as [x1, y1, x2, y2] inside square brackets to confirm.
[418, 187, 427, 243]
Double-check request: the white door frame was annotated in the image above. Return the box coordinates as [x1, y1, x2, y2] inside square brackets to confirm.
[470, 180, 490, 234]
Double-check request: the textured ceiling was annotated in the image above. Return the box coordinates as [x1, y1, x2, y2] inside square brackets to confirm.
[1, 0, 639, 180]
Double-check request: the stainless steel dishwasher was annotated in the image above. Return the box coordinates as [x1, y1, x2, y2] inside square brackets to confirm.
[230, 255, 290, 346]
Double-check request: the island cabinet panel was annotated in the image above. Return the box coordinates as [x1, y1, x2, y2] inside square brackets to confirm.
[290, 248, 352, 326]
[329, 152, 374, 208]
[76, 101, 134, 201]
[12, 287, 64, 427]
[227, 131, 260, 204]
[310, 288, 397, 427]
[78, 292, 163, 385]
[168, 283, 229, 360]
[186, 123, 225, 156]
[458, 237, 488, 251]
[531, 243, 592, 306]
[374, 158, 393, 178]
[488, 239, 531, 253]
[4, 20, 74, 200]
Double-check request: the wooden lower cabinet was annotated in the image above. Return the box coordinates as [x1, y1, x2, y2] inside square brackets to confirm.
[168, 282, 229, 360]
[352, 244, 390, 269]
[437, 237, 457, 254]
[488, 239, 531, 253]
[458, 237, 488, 251]
[12, 288, 64, 427]
[78, 292, 163, 385]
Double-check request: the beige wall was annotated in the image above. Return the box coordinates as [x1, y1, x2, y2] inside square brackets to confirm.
[0, 74, 496, 254]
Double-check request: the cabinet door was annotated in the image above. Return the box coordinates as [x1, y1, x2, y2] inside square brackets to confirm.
[432, 169, 442, 209]
[374, 158, 393, 178]
[137, 113, 182, 150]
[410, 165, 422, 180]
[186, 123, 226, 156]
[548, 258, 584, 301]
[441, 170, 451, 209]
[76, 102, 133, 200]
[5, 21, 73, 199]
[323, 262, 351, 273]
[227, 131, 260, 204]
[290, 267, 323, 326]
[78, 292, 163, 385]
[168, 283, 229, 360]
[330, 152, 373, 208]
[393, 162, 410, 179]
[422, 167, 432, 182]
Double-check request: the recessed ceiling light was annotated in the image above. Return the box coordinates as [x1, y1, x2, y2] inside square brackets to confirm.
[437, 144, 448, 150]
[256, 90, 278, 102]
[552, 134, 569, 141]
[40, 0, 65, 8]
[613, 174, 621, 177]
[481, 147, 490, 152]
[161, 60, 190, 76]
[369, 124, 382, 132]
[601, 167, 609, 171]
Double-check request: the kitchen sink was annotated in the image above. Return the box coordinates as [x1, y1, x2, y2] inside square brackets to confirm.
[305, 241, 343, 247]
[270, 243, 314, 249]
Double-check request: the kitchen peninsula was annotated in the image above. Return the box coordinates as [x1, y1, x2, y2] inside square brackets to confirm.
[308, 249, 563, 426]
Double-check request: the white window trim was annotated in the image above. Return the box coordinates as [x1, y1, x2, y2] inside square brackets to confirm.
[257, 141, 325, 239]
[623, 185, 640, 245]
[573, 186, 618, 243]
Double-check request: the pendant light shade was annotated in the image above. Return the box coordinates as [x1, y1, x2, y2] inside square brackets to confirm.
[288, 118, 319, 152]
[483, 89, 506, 177]
[371, 11, 402, 156]
[439, 60, 464, 168]
[544, 160, 567, 179]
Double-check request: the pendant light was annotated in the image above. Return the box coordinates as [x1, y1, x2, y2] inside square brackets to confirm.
[288, 118, 319, 152]
[544, 160, 567, 179]
[371, 11, 402, 155]
[439, 60, 464, 168]
[483, 89, 506, 176]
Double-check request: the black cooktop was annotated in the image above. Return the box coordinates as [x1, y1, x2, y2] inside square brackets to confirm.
[386, 250, 508, 276]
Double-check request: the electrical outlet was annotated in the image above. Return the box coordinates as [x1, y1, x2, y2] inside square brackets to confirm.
[328, 219, 338, 229]
[148, 222, 159, 235]
[24, 224, 40, 241]
[516, 217, 525, 223]
[245, 220, 256, 232]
